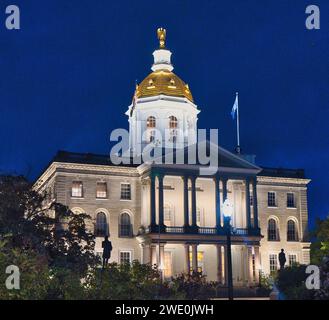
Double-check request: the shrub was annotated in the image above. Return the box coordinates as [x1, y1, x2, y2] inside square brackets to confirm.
[276, 265, 314, 300]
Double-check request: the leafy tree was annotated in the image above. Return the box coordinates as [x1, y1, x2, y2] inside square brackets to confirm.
[311, 216, 329, 265]
[0, 240, 50, 300]
[0, 175, 98, 276]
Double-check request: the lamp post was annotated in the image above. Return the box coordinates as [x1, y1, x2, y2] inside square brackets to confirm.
[222, 198, 234, 300]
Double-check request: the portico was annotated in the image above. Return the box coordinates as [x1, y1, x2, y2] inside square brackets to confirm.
[137, 151, 263, 285]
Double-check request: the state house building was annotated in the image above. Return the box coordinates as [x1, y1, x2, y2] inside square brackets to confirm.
[35, 29, 311, 286]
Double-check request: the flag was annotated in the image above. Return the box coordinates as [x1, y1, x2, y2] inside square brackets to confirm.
[231, 94, 238, 120]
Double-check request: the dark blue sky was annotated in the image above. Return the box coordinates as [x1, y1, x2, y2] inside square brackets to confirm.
[0, 1, 328, 227]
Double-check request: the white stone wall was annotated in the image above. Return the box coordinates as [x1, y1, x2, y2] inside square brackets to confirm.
[257, 176, 311, 275]
[54, 167, 142, 263]
[36, 163, 311, 279]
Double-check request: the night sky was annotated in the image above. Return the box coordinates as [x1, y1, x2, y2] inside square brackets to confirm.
[0, 1, 328, 228]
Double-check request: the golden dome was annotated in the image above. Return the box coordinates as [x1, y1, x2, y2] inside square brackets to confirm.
[135, 69, 193, 102]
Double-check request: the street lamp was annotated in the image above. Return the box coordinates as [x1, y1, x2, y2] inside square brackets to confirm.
[222, 198, 234, 300]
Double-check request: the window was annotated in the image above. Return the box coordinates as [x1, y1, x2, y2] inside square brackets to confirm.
[169, 116, 178, 129]
[96, 182, 107, 198]
[146, 116, 156, 143]
[196, 207, 204, 227]
[289, 254, 297, 266]
[120, 251, 132, 264]
[249, 194, 253, 207]
[120, 183, 131, 200]
[287, 220, 298, 241]
[269, 254, 278, 274]
[147, 116, 156, 128]
[268, 192, 276, 207]
[148, 130, 155, 143]
[252, 254, 256, 280]
[95, 212, 108, 237]
[287, 193, 295, 208]
[189, 251, 204, 274]
[164, 251, 173, 278]
[119, 213, 132, 237]
[164, 205, 172, 226]
[268, 218, 278, 241]
[71, 181, 83, 198]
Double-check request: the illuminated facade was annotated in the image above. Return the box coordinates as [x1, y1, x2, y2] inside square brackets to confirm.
[35, 29, 311, 286]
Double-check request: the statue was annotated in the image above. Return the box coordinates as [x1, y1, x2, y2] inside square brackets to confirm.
[102, 235, 113, 269]
[157, 28, 166, 48]
[278, 248, 286, 271]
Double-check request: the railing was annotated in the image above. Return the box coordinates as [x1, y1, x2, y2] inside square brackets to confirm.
[198, 227, 217, 235]
[165, 226, 184, 233]
[232, 228, 249, 236]
[143, 225, 260, 237]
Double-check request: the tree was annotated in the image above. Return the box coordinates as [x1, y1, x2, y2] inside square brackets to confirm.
[311, 216, 329, 265]
[0, 175, 98, 276]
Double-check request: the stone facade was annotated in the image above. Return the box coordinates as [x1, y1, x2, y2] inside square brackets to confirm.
[35, 155, 311, 286]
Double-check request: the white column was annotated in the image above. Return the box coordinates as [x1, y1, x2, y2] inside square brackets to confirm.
[247, 246, 254, 285]
[184, 244, 190, 274]
[254, 246, 261, 284]
[216, 245, 223, 284]
[191, 244, 198, 273]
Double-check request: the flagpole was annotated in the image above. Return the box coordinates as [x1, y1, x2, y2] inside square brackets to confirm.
[236, 92, 241, 153]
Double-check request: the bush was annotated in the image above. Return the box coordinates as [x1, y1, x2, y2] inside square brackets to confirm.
[170, 272, 216, 300]
[276, 265, 314, 300]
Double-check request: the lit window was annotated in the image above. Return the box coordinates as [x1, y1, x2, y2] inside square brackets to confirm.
[196, 208, 203, 227]
[119, 213, 132, 237]
[147, 116, 156, 128]
[268, 218, 278, 241]
[269, 254, 278, 274]
[287, 193, 295, 208]
[96, 182, 107, 198]
[71, 181, 83, 198]
[121, 183, 131, 200]
[287, 220, 298, 241]
[95, 212, 108, 237]
[169, 116, 178, 129]
[148, 129, 155, 143]
[120, 251, 132, 264]
[164, 205, 172, 226]
[289, 254, 297, 266]
[268, 192, 276, 207]
[164, 251, 173, 278]
[189, 251, 204, 274]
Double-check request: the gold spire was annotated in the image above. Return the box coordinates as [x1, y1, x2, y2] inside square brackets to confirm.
[157, 28, 166, 48]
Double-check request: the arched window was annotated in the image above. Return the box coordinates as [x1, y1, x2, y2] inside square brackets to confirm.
[287, 220, 298, 241]
[268, 218, 278, 241]
[169, 116, 178, 143]
[95, 212, 108, 237]
[147, 116, 156, 128]
[169, 116, 178, 129]
[146, 116, 156, 143]
[119, 212, 132, 237]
